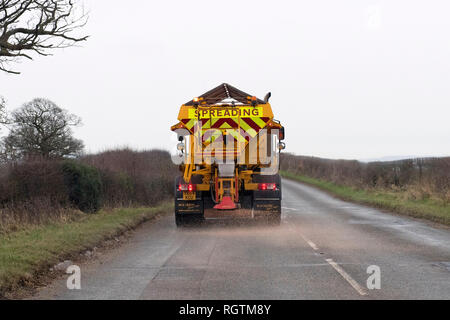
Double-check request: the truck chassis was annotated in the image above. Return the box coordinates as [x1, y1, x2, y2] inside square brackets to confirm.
[171, 83, 285, 226]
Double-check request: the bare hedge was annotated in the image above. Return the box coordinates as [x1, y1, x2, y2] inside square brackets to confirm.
[0, 148, 177, 232]
[281, 153, 450, 201]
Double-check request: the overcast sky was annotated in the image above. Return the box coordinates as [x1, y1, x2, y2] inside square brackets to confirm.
[1, 0, 449, 160]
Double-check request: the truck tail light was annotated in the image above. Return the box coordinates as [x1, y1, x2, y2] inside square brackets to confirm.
[258, 183, 277, 191]
[178, 183, 196, 191]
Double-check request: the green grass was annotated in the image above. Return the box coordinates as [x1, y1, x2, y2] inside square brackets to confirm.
[280, 170, 450, 226]
[0, 202, 172, 297]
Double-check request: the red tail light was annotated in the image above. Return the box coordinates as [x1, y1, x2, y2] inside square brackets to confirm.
[178, 183, 196, 191]
[258, 183, 277, 191]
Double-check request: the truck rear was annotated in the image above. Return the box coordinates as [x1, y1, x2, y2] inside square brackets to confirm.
[170, 83, 286, 226]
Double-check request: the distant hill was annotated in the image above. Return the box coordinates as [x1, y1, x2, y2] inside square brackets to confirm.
[359, 155, 450, 163]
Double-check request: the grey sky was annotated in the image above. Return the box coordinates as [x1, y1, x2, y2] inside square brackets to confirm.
[1, 0, 449, 159]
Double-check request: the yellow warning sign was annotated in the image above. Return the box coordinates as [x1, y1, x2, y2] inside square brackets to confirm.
[188, 107, 263, 119]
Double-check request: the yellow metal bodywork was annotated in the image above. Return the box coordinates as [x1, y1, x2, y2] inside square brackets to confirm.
[172, 102, 282, 201]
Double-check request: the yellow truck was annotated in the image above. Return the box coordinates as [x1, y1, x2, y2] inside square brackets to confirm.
[171, 83, 285, 226]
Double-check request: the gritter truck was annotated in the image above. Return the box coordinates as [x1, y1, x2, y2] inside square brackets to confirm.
[170, 83, 285, 226]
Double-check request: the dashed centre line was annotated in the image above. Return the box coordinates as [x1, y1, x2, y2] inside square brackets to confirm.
[325, 258, 368, 296]
[285, 221, 368, 297]
[306, 240, 319, 251]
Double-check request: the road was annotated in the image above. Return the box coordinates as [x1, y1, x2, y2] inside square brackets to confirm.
[34, 179, 450, 299]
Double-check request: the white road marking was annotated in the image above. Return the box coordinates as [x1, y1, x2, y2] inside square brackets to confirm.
[306, 240, 319, 251]
[281, 206, 298, 211]
[284, 222, 319, 251]
[298, 231, 319, 251]
[325, 258, 368, 296]
[285, 221, 367, 296]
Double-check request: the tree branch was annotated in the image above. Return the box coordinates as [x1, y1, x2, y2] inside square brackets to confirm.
[0, 0, 88, 74]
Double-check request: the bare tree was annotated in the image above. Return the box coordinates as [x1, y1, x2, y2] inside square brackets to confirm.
[2, 98, 84, 159]
[0, 0, 88, 74]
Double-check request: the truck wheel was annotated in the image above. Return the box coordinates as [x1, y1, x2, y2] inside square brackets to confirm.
[175, 214, 183, 227]
[175, 213, 203, 227]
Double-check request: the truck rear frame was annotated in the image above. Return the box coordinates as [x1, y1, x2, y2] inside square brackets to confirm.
[171, 83, 285, 226]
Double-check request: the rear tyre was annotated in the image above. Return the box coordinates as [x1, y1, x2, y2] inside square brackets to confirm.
[175, 214, 183, 227]
[175, 213, 203, 227]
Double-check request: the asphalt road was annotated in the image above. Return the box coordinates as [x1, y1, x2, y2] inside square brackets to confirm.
[34, 179, 450, 299]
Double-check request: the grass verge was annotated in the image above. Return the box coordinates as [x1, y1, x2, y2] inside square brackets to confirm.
[280, 170, 450, 226]
[0, 202, 172, 298]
